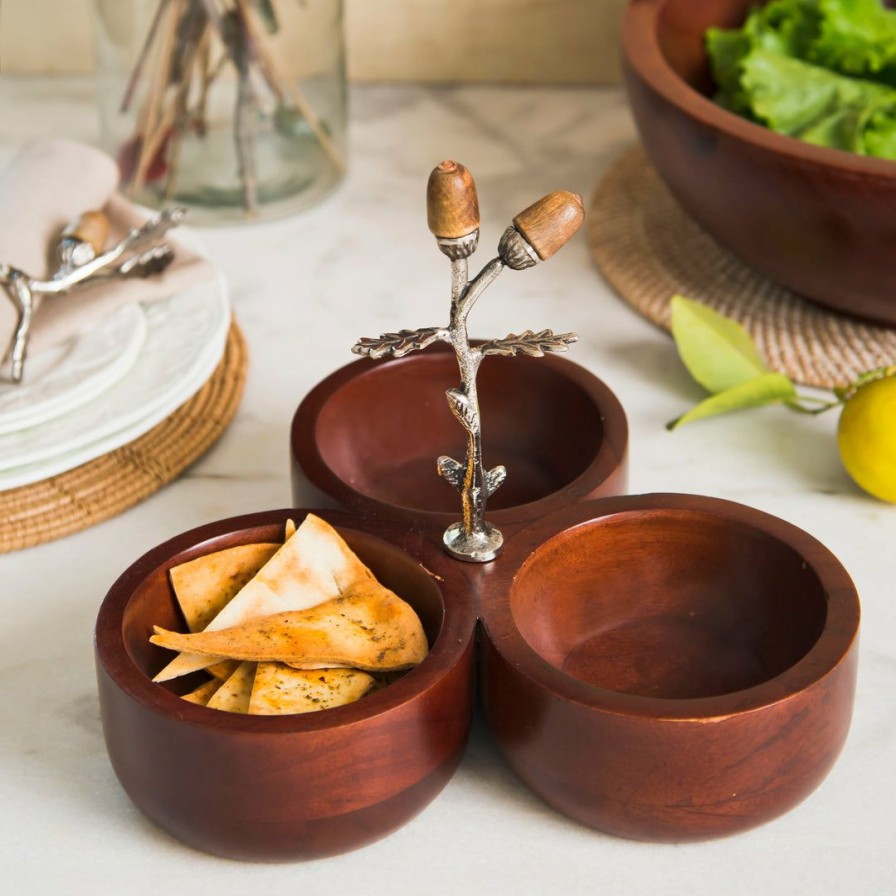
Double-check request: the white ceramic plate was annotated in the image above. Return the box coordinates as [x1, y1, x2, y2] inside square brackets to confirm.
[0, 271, 230, 490]
[0, 303, 148, 435]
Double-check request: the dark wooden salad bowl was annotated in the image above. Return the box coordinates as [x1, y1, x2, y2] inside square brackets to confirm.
[622, 0, 896, 325]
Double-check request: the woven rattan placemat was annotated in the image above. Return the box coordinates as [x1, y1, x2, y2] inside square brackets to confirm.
[0, 319, 247, 552]
[588, 146, 896, 389]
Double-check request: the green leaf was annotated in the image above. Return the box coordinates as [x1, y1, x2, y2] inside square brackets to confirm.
[706, 27, 752, 97]
[667, 373, 798, 429]
[703, 0, 896, 159]
[740, 47, 896, 156]
[743, 49, 845, 136]
[670, 295, 770, 393]
[863, 97, 896, 158]
[810, 0, 896, 82]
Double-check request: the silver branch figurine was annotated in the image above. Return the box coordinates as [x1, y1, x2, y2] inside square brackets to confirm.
[1, 207, 184, 384]
[352, 161, 584, 563]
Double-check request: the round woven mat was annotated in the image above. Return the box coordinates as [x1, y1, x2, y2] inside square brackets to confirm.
[0, 320, 247, 552]
[588, 146, 896, 389]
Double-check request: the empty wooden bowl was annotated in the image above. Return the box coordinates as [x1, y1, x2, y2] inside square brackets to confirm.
[290, 343, 629, 533]
[480, 494, 860, 841]
[622, 0, 896, 324]
[94, 509, 476, 861]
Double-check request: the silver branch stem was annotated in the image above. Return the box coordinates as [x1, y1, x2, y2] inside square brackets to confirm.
[1, 207, 183, 383]
[439, 254, 507, 561]
[353, 162, 584, 563]
[352, 245, 577, 563]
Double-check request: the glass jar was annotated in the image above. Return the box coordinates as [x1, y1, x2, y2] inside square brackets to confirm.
[93, 0, 347, 224]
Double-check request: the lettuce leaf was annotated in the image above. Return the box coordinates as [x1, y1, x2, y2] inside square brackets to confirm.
[705, 0, 896, 159]
[741, 47, 896, 156]
[810, 0, 896, 83]
[863, 98, 896, 155]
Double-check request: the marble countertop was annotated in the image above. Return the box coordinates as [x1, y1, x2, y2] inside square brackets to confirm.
[2, 77, 893, 895]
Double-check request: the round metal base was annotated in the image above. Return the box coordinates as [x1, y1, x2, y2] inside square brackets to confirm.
[442, 521, 504, 563]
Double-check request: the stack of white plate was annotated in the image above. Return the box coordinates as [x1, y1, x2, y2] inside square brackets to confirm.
[0, 270, 230, 491]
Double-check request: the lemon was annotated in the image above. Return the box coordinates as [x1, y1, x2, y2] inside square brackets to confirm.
[837, 372, 896, 502]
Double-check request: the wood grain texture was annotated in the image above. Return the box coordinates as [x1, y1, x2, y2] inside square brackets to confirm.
[2, 0, 626, 83]
[426, 161, 480, 239]
[512, 191, 584, 261]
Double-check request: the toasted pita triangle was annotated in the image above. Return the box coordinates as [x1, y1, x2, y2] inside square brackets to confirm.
[151, 580, 428, 672]
[170, 542, 280, 632]
[181, 678, 222, 706]
[368, 671, 408, 692]
[249, 663, 375, 715]
[154, 514, 375, 682]
[205, 662, 256, 713]
[207, 659, 240, 680]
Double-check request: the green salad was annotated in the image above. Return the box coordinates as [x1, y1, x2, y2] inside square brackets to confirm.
[706, 0, 896, 159]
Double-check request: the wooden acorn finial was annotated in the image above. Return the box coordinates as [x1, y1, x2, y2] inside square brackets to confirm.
[512, 190, 584, 260]
[64, 210, 111, 256]
[426, 160, 480, 239]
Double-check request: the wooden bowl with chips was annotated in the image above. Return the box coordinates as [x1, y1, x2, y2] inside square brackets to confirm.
[95, 509, 476, 861]
[290, 343, 629, 534]
[479, 494, 860, 841]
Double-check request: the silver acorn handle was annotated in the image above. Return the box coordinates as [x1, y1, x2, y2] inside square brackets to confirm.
[352, 162, 583, 562]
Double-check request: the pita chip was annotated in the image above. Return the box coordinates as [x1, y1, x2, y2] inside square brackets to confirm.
[249, 663, 375, 715]
[181, 678, 222, 706]
[169, 542, 281, 632]
[205, 662, 256, 713]
[151, 579, 428, 672]
[154, 514, 375, 682]
[207, 659, 240, 681]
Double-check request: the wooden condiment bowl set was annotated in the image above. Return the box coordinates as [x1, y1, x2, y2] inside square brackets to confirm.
[95, 345, 860, 859]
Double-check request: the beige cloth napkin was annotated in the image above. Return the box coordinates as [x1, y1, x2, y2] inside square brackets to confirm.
[0, 138, 216, 362]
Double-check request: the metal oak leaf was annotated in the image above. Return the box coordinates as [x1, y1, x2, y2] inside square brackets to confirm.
[352, 326, 447, 359]
[445, 387, 477, 433]
[437, 455, 465, 491]
[120, 207, 186, 253]
[478, 328, 578, 358]
[485, 465, 506, 497]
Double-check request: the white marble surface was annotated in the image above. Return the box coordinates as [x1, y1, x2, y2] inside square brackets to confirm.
[1, 77, 893, 894]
